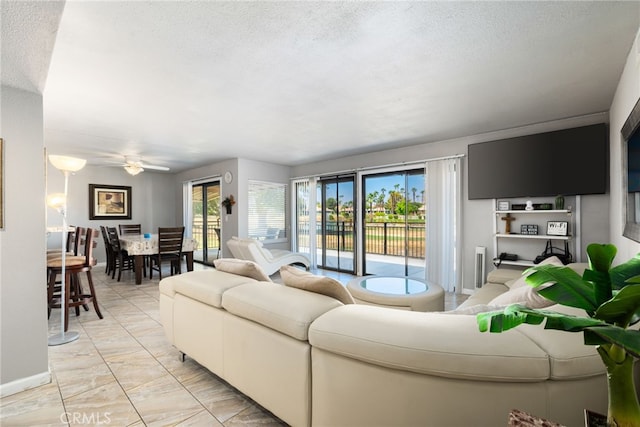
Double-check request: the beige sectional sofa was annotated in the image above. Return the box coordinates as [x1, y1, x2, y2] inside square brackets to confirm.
[159, 263, 608, 427]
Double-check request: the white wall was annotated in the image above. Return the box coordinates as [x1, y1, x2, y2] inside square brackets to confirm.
[174, 158, 239, 257]
[291, 113, 610, 292]
[0, 86, 50, 395]
[609, 28, 640, 263]
[46, 165, 177, 263]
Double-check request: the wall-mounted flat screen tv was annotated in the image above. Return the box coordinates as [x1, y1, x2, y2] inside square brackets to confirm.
[467, 123, 608, 200]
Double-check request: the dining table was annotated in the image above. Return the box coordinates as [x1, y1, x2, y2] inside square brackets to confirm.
[118, 234, 198, 284]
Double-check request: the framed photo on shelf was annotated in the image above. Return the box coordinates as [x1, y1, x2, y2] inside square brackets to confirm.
[497, 200, 510, 211]
[89, 184, 132, 220]
[547, 221, 568, 236]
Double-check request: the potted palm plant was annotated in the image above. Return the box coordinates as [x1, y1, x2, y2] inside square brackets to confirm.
[477, 243, 640, 427]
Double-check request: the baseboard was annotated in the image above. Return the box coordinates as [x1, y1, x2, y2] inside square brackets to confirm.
[0, 370, 51, 398]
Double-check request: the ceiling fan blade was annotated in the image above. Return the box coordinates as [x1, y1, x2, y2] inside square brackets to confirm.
[139, 163, 170, 171]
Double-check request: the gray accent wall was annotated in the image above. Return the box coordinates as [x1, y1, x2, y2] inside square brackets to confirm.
[0, 85, 50, 393]
[45, 166, 178, 264]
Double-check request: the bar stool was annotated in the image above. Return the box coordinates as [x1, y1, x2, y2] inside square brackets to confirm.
[47, 228, 103, 331]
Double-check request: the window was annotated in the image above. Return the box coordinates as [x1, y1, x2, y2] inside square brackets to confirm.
[248, 180, 287, 241]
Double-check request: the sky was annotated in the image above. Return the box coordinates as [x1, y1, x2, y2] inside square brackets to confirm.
[320, 171, 425, 204]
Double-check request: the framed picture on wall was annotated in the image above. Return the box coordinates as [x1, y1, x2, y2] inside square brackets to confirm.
[89, 184, 132, 220]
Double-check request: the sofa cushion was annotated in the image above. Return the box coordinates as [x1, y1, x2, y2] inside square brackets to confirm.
[485, 267, 526, 285]
[214, 258, 272, 282]
[309, 304, 550, 381]
[280, 265, 355, 305]
[455, 283, 509, 309]
[168, 270, 257, 308]
[222, 281, 343, 341]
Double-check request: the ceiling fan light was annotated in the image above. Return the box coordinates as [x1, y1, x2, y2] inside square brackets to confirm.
[124, 165, 144, 176]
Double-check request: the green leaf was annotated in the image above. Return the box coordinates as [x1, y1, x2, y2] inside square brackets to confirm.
[584, 326, 640, 359]
[525, 266, 597, 311]
[477, 305, 544, 333]
[586, 243, 617, 272]
[583, 268, 613, 306]
[595, 285, 640, 327]
[610, 255, 640, 290]
[543, 314, 605, 331]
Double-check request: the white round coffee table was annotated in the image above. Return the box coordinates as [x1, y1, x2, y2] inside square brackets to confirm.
[346, 276, 444, 312]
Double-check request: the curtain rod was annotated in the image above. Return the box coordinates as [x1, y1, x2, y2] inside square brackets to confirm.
[292, 153, 465, 181]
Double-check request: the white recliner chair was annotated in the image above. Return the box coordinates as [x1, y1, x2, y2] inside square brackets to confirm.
[226, 237, 311, 275]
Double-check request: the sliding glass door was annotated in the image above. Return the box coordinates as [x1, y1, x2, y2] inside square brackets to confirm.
[318, 176, 355, 274]
[191, 181, 221, 266]
[362, 169, 425, 278]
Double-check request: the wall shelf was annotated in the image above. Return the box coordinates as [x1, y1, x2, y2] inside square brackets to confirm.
[493, 198, 579, 267]
[496, 233, 571, 240]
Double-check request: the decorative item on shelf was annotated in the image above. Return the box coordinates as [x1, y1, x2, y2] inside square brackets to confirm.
[222, 194, 236, 215]
[497, 200, 510, 211]
[547, 221, 568, 236]
[555, 195, 565, 210]
[511, 203, 526, 210]
[534, 203, 553, 210]
[500, 213, 515, 234]
[525, 200, 534, 211]
[478, 243, 640, 426]
[520, 224, 538, 235]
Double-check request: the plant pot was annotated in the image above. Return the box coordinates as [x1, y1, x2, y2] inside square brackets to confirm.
[225, 205, 232, 215]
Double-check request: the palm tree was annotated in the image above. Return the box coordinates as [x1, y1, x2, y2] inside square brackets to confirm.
[411, 187, 417, 202]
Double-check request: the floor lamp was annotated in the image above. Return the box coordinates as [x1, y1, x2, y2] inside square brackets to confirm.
[47, 155, 86, 346]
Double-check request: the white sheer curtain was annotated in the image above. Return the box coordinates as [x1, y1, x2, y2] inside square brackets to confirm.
[425, 157, 462, 292]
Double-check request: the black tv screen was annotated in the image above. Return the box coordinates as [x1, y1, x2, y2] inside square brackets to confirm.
[467, 123, 608, 200]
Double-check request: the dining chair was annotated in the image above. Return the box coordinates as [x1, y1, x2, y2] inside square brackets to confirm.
[119, 223, 142, 235]
[47, 228, 103, 331]
[100, 226, 115, 276]
[107, 226, 136, 281]
[149, 226, 185, 280]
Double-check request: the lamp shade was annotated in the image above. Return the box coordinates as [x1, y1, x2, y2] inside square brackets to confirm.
[49, 155, 86, 172]
[46, 193, 66, 210]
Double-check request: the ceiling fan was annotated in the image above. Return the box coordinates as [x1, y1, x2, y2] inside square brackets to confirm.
[99, 156, 170, 176]
[95, 156, 170, 176]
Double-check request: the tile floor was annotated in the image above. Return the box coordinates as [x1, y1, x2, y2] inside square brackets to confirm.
[1, 263, 467, 426]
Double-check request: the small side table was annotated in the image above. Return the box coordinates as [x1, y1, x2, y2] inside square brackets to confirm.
[346, 276, 444, 312]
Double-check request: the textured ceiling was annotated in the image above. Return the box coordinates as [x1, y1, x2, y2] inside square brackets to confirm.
[3, 1, 640, 172]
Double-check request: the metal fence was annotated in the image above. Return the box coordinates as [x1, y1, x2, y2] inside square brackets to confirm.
[300, 221, 425, 258]
[192, 222, 220, 250]
[193, 220, 426, 259]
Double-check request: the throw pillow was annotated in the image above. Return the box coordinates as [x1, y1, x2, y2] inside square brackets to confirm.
[489, 256, 563, 309]
[280, 265, 355, 305]
[488, 285, 555, 309]
[214, 258, 272, 282]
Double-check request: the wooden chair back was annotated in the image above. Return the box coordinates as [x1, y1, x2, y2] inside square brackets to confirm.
[158, 227, 185, 256]
[119, 224, 142, 235]
[74, 226, 88, 256]
[83, 228, 99, 267]
[107, 227, 122, 252]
